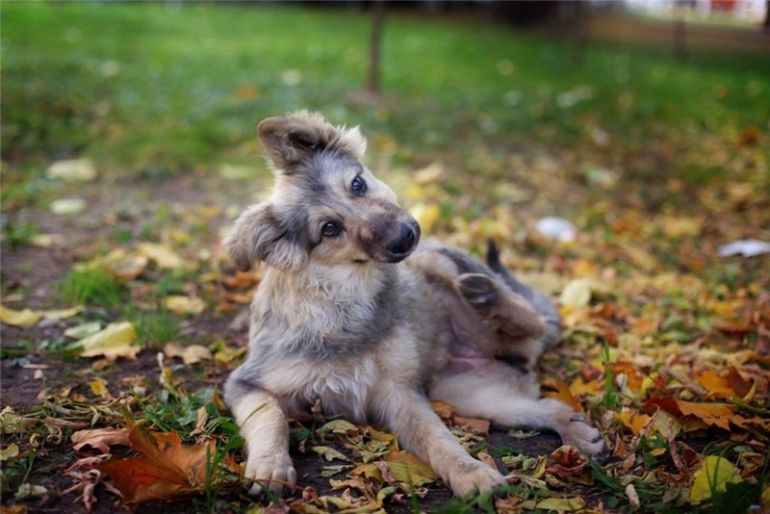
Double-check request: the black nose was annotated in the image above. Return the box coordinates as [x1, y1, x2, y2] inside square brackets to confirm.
[385, 223, 417, 255]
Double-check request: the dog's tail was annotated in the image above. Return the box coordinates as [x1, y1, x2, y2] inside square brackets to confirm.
[486, 240, 562, 348]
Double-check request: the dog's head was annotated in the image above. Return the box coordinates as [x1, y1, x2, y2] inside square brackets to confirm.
[226, 111, 420, 272]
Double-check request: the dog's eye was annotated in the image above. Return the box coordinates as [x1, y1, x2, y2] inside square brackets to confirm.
[351, 176, 367, 194]
[321, 220, 343, 237]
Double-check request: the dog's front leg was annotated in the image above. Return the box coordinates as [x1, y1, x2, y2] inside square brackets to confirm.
[229, 389, 296, 496]
[371, 382, 506, 497]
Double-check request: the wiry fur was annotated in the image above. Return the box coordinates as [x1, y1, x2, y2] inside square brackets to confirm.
[224, 112, 605, 498]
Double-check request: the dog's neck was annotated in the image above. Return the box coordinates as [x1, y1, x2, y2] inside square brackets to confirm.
[256, 262, 399, 357]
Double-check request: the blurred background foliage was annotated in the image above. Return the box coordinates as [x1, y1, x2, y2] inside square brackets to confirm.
[2, 2, 768, 178]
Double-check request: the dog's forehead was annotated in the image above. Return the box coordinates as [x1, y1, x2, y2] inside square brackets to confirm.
[292, 152, 363, 191]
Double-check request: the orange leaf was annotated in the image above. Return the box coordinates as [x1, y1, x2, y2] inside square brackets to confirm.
[431, 400, 454, 420]
[542, 377, 582, 412]
[72, 428, 130, 454]
[617, 411, 651, 436]
[98, 421, 219, 504]
[452, 415, 490, 434]
[675, 401, 735, 430]
[696, 370, 735, 399]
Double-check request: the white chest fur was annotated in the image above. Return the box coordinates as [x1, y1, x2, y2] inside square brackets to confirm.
[262, 355, 378, 423]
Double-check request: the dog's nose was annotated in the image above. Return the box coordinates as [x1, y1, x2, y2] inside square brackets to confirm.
[385, 223, 418, 255]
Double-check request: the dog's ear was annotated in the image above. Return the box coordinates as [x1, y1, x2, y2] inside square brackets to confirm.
[225, 202, 306, 272]
[258, 111, 366, 173]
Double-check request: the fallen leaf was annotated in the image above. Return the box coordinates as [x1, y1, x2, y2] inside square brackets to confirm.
[312, 446, 350, 462]
[542, 377, 582, 412]
[697, 370, 736, 399]
[410, 203, 441, 234]
[98, 422, 227, 504]
[0, 304, 82, 327]
[163, 295, 206, 315]
[0, 443, 20, 461]
[689, 455, 743, 503]
[50, 197, 86, 215]
[14, 483, 48, 501]
[452, 415, 490, 434]
[89, 378, 110, 398]
[137, 243, 185, 269]
[0, 305, 41, 326]
[163, 342, 212, 365]
[317, 419, 359, 437]
[384, 451, 436, 486]
[560, 278, 593, 307]
[534, 496, 586, 511]
[618, 410, 652, 436]
[47, 159, 96, 182]
[431, 400, 454, 419]
[79, 321, 140, 360]
[72, 428, 130, 453]
[414, 162, 444, 184]
[65, 322, 102, 339]
[676, 401, 735, 430]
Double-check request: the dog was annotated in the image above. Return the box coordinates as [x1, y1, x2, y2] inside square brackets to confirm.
[223, 111, 605, 498]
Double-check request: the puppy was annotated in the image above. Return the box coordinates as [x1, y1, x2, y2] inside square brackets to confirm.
[223, 111, 604, 498]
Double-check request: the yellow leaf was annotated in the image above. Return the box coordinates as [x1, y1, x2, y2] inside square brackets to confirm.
[0, 304, 82, 327]
[89, 377, 109, 398]
[163, 295, 206, 315]
[317, 419, 359, 436]
[559, 279, 593, 307]
[617, 411, 651, 436]
[137, 243, 185, 269]
[79, 321, 140, 360]
[410, 203, 440, 234]
[534, 497, 586, 511]
[384, 450, 436, 486]
[542, 377, 582, 412]
[312, 446, 350, 462]
[0, 443, 19, 461]
[163, 342, 212, 365]
[0, 305, 41, 326]
[414, 162, 444, 184]
[689, 456, 742, 503]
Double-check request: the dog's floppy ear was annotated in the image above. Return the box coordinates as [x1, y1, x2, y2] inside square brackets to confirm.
[258, 110, 366, 173]
[224, 202, 306, 272]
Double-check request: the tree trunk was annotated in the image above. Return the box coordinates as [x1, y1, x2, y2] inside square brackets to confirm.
[366, 0, 385, 94]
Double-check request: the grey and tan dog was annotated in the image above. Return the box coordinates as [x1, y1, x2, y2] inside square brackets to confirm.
[223, 111, 604, 498]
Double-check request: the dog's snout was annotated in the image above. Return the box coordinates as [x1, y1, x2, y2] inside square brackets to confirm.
[385, 223, 418, 256]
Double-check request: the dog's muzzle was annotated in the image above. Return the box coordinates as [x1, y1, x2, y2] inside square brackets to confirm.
[382, 221, 420, 262]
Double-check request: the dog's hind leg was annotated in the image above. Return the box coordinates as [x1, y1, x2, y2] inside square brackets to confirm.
[429, 361, 606, 457]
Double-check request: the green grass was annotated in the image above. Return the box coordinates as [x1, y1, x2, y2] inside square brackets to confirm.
[2, 3, 768, 175]
[130, 310, 179, 348]
[59, 268, 126, 307]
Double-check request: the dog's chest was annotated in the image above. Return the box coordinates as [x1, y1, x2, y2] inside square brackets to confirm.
[269, 355, 378, 423]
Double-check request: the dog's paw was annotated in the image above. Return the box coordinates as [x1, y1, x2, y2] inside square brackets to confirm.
[559, 414, 606, 458]
[244, 452, 297, 496]
[456, 273, 498, 310]
[447, 459, 507, 498]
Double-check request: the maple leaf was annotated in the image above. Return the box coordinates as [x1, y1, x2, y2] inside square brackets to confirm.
[542, 377, 582, 412]
[675, 401, 736, 430]
[696, 370, 736, 399]
[98, 421, 231, 504]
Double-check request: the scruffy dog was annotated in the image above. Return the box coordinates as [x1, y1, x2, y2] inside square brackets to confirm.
[224, 111, 605, 498]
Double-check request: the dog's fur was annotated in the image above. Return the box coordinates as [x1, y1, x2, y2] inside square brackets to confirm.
[224, 111, 604, 497]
